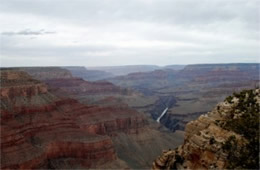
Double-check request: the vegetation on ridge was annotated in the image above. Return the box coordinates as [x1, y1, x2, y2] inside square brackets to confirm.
[222, 89, 259, 169]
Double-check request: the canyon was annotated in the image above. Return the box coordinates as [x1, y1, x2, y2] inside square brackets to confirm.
[105, 63, 259, 132]
[1, 63, 259, 169]
[1, 70, 122, 169]
[0, 68, 183, 169]
[153, 89, 259, 169]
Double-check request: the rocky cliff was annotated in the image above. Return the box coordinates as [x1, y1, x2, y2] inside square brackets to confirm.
[107, 64, 259, 133]
[1, 69, 183, 169]
[179, 63, 259, 83]
[18, 67, 135, 106]
[153, 89, 259, 169]
[0, 70, 147, 169]
[0, 71, 47, 101]
[44, 78, 131, 96]
[20, 67, 73, 80]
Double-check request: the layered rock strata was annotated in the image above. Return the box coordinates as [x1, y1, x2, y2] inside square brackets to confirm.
[153, 89, 259, 169]
[0, 70, 146, 169]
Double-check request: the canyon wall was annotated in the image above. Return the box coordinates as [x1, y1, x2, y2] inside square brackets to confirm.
[153, 89, 259, 169]
[0, 70, 147, 169]
[106, 64, 259, 132]
[1, 69, 182, 169]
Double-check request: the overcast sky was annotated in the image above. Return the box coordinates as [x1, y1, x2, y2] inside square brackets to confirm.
[0, 0, 259, 67]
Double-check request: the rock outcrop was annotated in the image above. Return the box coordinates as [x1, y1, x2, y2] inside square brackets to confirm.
[18, 67, 135, 106]
[44, 78, 131, 96]
[0, 71, 48, 100]
[20, 67, 74, 80]
[153, 89, 259, 169]
[0, 70, 147, 169]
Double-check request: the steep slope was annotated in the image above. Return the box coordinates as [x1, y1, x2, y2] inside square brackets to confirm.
[1, 69, 184, 169]
[0, 70, 145, 169]
[107, 69, 178, 91]
[153, 89, 259, 169]
[19, 67, 136, 106]
[178, 63, 259, 82]
[45, 78, 131, 96]
[20, 67, 73, 80]
[106, 63, 259, 132]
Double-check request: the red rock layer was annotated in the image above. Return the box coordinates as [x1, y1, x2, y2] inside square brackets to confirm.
[0, 70, 48, 100]
[15, 67, 128, 95]
[44, 78, 130, 95]
[0, 70, 146, 169]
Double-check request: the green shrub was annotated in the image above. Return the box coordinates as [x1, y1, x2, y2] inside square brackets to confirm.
[225, 96, 233, 103]
[222, 89, 259, 169]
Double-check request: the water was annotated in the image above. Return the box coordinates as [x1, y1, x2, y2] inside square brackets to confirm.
[156, 107, 168, 123]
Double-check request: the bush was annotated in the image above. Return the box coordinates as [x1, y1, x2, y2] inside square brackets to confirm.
[222, 89, 259, 169]
[225, 96, 233, 103]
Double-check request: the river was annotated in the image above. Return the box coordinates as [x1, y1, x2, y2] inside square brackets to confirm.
[156, 107, 168, 123]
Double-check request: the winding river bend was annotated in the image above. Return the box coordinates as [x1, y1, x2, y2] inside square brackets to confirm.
[156, 107, 168, 123]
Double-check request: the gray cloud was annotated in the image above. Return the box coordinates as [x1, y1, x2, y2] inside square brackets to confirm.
[1, 29, 55, 36]
[0, 0, 259, 67]
[1, 0, 258, 28]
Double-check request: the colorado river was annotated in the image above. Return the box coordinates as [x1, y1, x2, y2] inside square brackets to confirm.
[156, 107, 168, 123]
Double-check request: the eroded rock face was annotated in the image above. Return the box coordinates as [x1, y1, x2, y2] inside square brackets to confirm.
[44, 78, 131, 96]
[63, 66, 114, 81]
[153, 89, 259, 170]
[0, 70, 47, 98]
[0, 70, 147, 169]
[20, 67, 74, 80]
[106, 64, 259, 133]
[19, 67, 135, 107]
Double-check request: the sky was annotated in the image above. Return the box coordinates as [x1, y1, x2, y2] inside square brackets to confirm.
[0, 0, 259, 67]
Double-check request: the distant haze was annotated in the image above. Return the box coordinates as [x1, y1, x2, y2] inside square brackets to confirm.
[0, 0, 259, 67]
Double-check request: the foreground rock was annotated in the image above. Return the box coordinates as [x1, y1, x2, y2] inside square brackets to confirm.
[152, 89, 259, 169]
